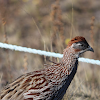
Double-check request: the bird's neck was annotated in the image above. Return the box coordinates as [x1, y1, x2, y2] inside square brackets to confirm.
[61, 46, 78, 75]
[62, 46, 77, 63]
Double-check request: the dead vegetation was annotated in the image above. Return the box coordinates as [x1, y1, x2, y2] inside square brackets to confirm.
[0, 0, 100, 99]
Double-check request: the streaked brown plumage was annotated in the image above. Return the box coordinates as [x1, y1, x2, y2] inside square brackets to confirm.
[0, 36, 94, 100]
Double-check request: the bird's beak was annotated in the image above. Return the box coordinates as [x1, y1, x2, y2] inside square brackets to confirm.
[88, 46, 94, 52]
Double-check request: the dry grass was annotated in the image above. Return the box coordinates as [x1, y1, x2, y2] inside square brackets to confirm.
[0, 0, 100, 100]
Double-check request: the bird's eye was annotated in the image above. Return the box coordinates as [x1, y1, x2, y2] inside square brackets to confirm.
[75, 38, 77, 40]
[77, 43, 84, 47]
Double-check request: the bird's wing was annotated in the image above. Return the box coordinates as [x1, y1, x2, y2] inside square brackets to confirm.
[0, 72, 33, 100]
[0, 70, 56, 100]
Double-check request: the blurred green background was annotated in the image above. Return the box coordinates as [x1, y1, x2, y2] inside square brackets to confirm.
[0, 0, 100, 99]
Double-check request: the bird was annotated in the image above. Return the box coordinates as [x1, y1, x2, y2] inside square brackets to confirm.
[0, 36, 94, 100]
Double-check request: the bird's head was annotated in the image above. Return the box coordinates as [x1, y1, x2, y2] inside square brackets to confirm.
[67, 36, 94, 57]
